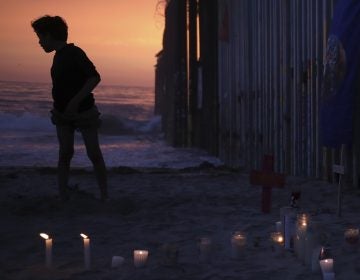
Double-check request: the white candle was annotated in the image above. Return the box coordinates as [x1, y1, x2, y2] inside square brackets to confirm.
[133, 250, 148, 267]
[40, 233, 52, 268]
[111, 256, 125, 268]
[199, 237, 212, 262]
[270, 232, 284, 256]
[323, 272, 335, 280]
[319, 258, 334, 274]
[231, 232, 246, 259]
[80, 233, 91, 270]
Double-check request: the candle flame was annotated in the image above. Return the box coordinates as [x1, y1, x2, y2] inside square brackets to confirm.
[80, 233, 88, 239]
[278, 236, 284, 243]
[40, 233, 49, 239]
[298, 213, 308, 227]
[134, 250, 148, 255]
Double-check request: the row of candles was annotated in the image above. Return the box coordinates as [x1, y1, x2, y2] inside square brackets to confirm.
[39, 232, 248, 269]
[39, 231, 248, 269]
[40, 233, 148, 269]
[273, 207, 360, 280]
[39, 220, 359, 272]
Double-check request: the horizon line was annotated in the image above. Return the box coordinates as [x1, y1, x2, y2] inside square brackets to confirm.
[0, 79, 155, 89]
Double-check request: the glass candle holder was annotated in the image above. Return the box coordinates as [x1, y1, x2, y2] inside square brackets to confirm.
[231, 231, 246, 259]
[344, 228, 359, 245]
[111, 256, 125, 268]
[198, 237, 212, 262]
[270, 232, 284, 256]
[133, 250, 148, 268]
[294, 213, 309, 262]
[319, 258, 334, 274]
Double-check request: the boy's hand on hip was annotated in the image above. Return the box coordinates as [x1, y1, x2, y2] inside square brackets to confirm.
[64, 100, 79, 118]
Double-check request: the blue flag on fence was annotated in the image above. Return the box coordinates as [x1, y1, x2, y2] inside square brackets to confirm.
[320, 0, 360, 148]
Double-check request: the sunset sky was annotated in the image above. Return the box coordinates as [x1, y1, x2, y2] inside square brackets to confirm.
[0, 0, 165, 87]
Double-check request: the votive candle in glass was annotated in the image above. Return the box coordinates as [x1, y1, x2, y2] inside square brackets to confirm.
[319, 258, 334, 274]
[231, 231, 246, 259]
[294, 213, 309, 261]
[134, 250, 148, 268]
[344, 228, 359, 245]
[270, 232, 284, 256]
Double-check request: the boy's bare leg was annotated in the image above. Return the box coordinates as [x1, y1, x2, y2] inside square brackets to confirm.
[81, 127, 108, 201]
[56, 125, 75, 200]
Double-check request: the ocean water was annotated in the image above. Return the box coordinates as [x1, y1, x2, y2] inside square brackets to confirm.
[0, 80, 221, 168]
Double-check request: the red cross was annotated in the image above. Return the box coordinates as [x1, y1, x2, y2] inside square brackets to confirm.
[250, 155, 285, 213]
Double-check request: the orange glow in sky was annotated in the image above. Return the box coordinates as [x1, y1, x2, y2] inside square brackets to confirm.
[0, 0, 165, 86]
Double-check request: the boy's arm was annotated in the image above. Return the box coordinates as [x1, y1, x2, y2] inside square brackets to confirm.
[64, 75, 101, 116]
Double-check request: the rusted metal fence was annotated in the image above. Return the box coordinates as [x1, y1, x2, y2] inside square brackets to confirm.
[156, 0, 359, 184]
[156, 0, 188, 147]
[217, 0, 339, 178]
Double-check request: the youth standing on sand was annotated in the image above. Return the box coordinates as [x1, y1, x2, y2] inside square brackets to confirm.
[31, 15, 108, 201]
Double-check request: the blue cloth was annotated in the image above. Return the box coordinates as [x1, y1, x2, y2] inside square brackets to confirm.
[319, 0, 360, 148]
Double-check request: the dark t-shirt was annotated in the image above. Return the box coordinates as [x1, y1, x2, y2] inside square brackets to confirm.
[51, 43, 100, 113]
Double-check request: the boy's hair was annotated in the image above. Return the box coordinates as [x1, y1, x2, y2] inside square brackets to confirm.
[31, 15, 68, 41]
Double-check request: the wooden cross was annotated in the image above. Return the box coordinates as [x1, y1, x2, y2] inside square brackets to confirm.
[250, 155, 285, 213]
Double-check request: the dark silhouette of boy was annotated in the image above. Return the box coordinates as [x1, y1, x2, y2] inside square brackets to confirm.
[31, 15, 108, 201]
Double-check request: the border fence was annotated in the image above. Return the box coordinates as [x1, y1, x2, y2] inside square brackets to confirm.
[218, 0, 335, 178]
[156, 0, 358, 186]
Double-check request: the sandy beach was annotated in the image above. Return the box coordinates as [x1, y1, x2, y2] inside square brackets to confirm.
[0, 165, 359, 280]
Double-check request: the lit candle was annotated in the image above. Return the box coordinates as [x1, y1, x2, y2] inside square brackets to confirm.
[270, 232, 284, 256]
[40, 233, 52, 268]
[231, 232, 246, 259]
[133, 250, 148, 268]
[294, 213, 309, 262]
[319, 258, 334, 274]
[80, 233, 91, 270]
[199, 237, 212, 262]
